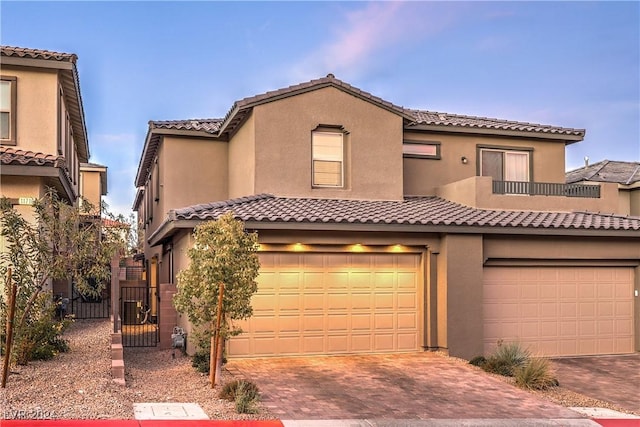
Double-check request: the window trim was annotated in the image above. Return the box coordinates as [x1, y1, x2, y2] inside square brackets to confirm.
[403, 140, 441, 159]
[1, 76, 17, 145]
[312, 128, 345, 188]
[476, 145, 534, 182]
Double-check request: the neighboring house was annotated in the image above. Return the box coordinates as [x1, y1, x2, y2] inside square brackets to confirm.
[134, 74, 640, 360]
[567, 160, 640, 216]
[0, 46, 105, 298]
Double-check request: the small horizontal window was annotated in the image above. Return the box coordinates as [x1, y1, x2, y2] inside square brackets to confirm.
[403, 141, 440, 159]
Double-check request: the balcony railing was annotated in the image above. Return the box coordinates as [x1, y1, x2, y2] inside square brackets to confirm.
[492, 181, 601, 198]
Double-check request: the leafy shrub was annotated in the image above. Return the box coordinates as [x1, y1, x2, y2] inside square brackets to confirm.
[514, 357, 559, 390]
[483, 341, 530, 377]
[469, 356, 486, 367]
[191, 350, 210, 374]
[14, 302, 72, 364]
[219, 379, 259, 402]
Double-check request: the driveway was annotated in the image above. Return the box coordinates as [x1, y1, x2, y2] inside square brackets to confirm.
[552, 354, 640, 414]
[227, 352, 584, 420]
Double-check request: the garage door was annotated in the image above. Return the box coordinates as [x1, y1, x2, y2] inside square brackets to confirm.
[483, 267, 634, 357]
[229, 252, 421, 357]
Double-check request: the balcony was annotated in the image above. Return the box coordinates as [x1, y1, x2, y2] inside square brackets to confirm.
[492, 181, 601, 198]
[437, 176, 619, 213]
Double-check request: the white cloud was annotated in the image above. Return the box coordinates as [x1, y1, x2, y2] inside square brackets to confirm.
[289, 1, 460, 81]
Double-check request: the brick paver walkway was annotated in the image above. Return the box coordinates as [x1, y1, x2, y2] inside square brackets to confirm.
[227, 352, 584, 420]
[552, 354, 640, 414]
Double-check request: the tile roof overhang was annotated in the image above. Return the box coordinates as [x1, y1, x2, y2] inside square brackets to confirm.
[1, 46, 90, 162]
[134, 119, 223, 188]
[406, 110, 585, 143]
[0, 146, 75, 202]
[566, 160, 640, 186]
[147, 194, 640, 247]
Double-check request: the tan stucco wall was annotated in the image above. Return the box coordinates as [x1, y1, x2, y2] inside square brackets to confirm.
[161, 135, 228, 215]
[251, 87, 404, 200]
[403, 132, 566, 196]
[228, 112, 256, 198]
[436, 234, 484, 360]
[2, 66, 58, 155]
[631, 189, 640, 216]
[437, 176, 620, 213]
[80, 170, 102, 212]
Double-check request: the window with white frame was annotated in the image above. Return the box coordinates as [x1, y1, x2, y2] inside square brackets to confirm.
[1, 76, 17, 144]
[480, 148, 530, 182]
[312, 130, 344, 187]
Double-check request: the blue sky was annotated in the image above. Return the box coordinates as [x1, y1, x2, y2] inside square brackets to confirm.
[2, 1, 639, 217]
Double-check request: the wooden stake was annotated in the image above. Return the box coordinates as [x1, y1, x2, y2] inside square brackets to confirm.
[2, 268, 17, 388]
[210, 282, 225, 388]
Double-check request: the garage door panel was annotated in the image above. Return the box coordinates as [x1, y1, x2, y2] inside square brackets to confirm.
[230, 253, 421, 357]
[483, 266, 635, 357]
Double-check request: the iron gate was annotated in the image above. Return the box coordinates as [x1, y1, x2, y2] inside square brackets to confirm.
[70, 280, 111, 319]
[120, 286, 159, 347]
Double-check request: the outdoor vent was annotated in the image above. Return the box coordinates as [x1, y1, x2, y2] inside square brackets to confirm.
[171, 326, 186, 351]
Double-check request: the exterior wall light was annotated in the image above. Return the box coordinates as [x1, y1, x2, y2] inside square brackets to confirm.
[461, 156, 468, 164]
[350, 244, 365, 252]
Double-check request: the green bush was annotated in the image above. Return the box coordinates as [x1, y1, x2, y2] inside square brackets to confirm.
[191, 350, 210, 374]
[14, 303, 72, 364]
[514, 357, 559, 390]
[483, 341, 530, 377]
[234, 380, 259, 414]
[219, 379, 259, 402]
[469, 355, 486, 367]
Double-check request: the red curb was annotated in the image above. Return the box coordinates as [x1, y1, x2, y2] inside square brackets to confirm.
[594, 419, 640, 427]
[1, 421, 284, 427]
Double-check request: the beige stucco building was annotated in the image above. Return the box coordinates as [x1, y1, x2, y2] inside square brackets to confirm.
[0, 46, 107, 296]
[134, 75, 640, 360]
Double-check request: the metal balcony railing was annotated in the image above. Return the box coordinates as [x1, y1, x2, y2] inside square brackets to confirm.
[492, 181, 601, 198]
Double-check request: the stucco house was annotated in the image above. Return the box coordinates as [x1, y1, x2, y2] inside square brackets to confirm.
[0, 46, 107, 297]
[567, 160, 640, 217]
[134, 74, 640, 360]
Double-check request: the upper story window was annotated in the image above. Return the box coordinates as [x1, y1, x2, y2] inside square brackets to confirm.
[403, 141, 441, 159]
[1, 76, 17, 144]
[479, 147, 530, 182]
[312, 129, 344, 188]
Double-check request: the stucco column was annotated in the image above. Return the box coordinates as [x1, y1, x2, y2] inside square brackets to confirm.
[158, 283, 178, 350]
[437, 234, 484, 360]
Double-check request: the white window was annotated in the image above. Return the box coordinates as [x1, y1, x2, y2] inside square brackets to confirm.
[1, 77, 17, 144]
[312, 131, 344, 187]
[480, 149, 529, 182]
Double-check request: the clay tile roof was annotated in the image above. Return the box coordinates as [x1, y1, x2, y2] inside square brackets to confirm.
[1, 45, 77, 62]
[0, 146, 65, 168]
[566, 160, 640, 185]
[408, 110, 585, 137]
[168, 194, 640, 232]
[150, 119, 223, 134]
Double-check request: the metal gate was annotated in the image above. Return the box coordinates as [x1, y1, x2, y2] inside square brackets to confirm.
[70, 280, 111, 319]
[120, 286, 159, 347]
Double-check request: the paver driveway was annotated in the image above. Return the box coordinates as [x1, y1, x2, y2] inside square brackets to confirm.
[552, 354, 640, 414]
[227, 352, 584, 420]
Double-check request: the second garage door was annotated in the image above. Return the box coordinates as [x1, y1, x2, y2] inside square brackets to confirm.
[483, 266, 634, 357]
[229, 252, 422, 357]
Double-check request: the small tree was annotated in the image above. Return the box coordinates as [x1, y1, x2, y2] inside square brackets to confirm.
[0, 188, 123, 369]
[173, 212, 260, 386]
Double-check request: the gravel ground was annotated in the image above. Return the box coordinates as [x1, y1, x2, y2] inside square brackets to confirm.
[0, 319, 273, 420]
[1, 319, 636, 420]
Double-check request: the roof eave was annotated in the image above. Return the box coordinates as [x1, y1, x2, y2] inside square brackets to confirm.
[147, 217, 640, 246]
[406, 123, 585, 142]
